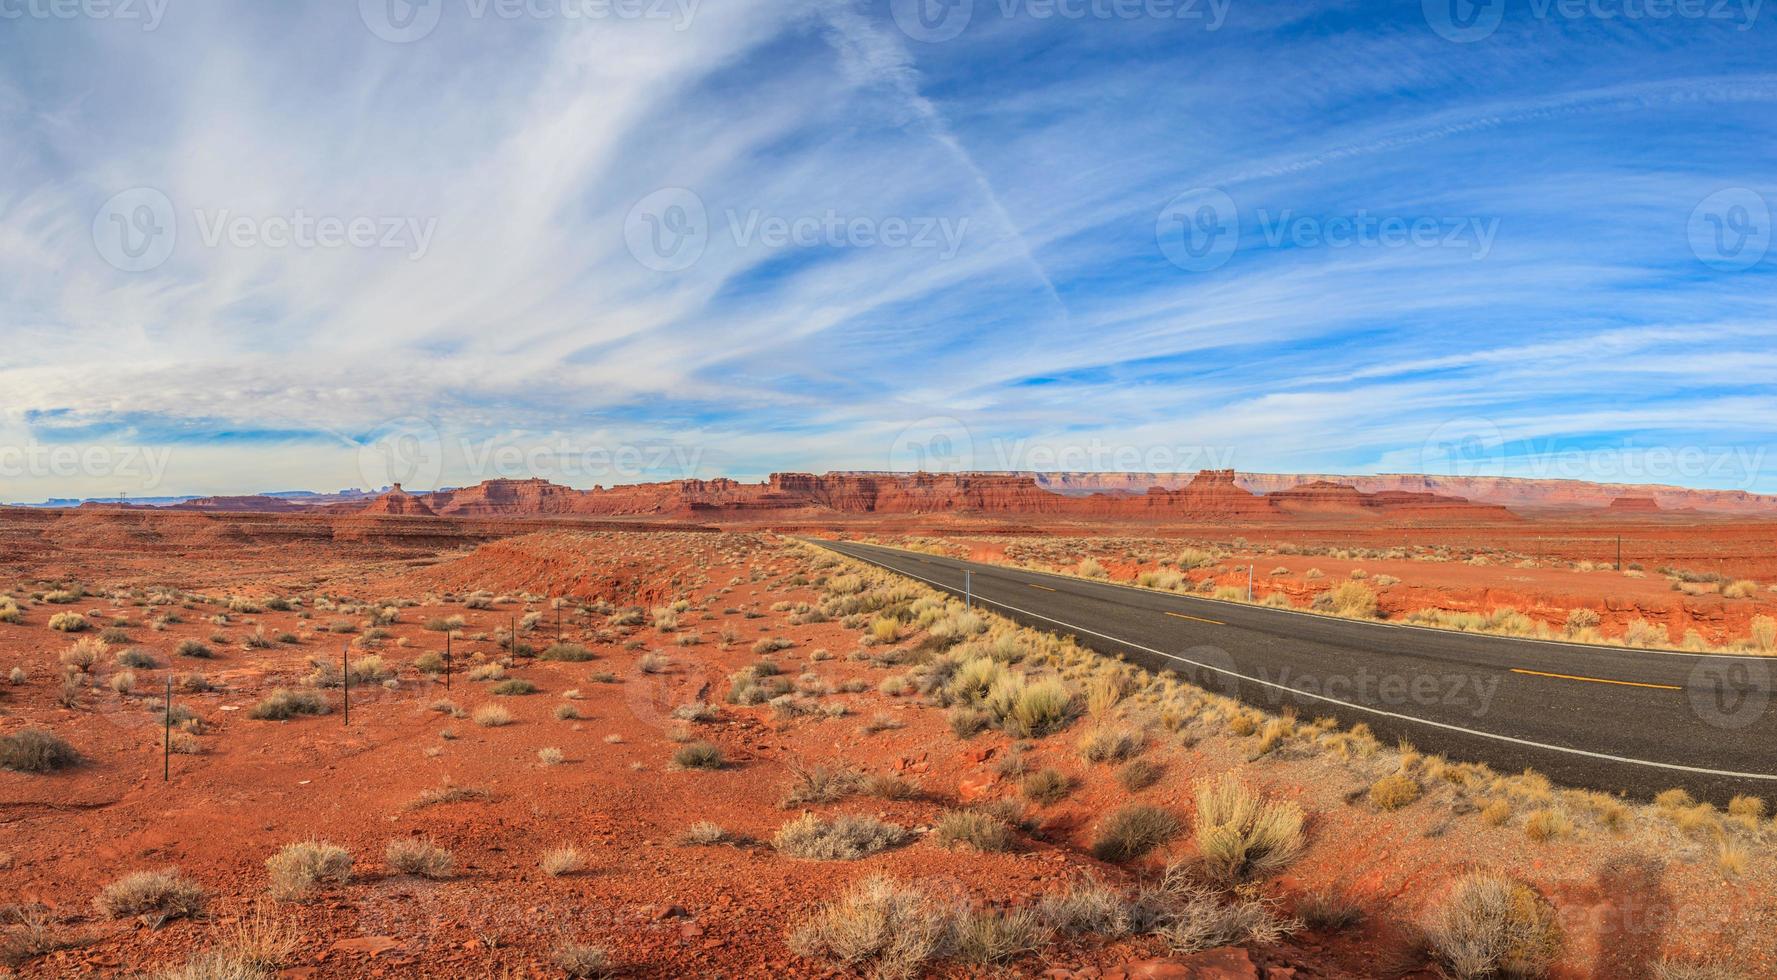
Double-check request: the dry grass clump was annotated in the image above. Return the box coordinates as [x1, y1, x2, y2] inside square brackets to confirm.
[789, 876, 951, 980]
[472, 704, 514, 727]
[933, 809, 1016, 853]
[116, 647, 157, 669]
[95, 869, 206, 925]
[540, 845, 589, 877]
[409, 785, 490, 809]
[1368, 773, 1421, 810]
[537, 747, 565, 766]
[265, 840, 352, 901]
[491, 678, 537, 696]
[638, 652, 670, 674]
[1077, 724, 1143, 763]
[541, 642, 596, 662]
[248, 689, 329, 721]
[670, 741, 725, 770]
[1192, 774, 1305, 882]
[780, 764, 862, 807]
[680, 821, 728, 845]
[774, 813, 910, 860]
[1022, 768, 1072, 805]
[1524, 808, 1573, 843]
[1423, 873, 1562, 979]
[0, 728, 79, 773]
[176, 638, 214, 659]
[154, 907, 300, 980]
[58, 637, 104, 672]
[553, 943, 615, 979]
[1298, 889, 1364, 932]
[1090, 804, 1182, 862]
[1116, 757, 1164, 792]
[385, 838, 453, 879]
[953, 907, 1049, 965]
[48, 612, 87, 633]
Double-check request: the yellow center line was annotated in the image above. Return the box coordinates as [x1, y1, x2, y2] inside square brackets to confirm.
[1028, 583, 1057, 592]
[1510, 667, 1681, 691]
[1166, 611, 1225, 626]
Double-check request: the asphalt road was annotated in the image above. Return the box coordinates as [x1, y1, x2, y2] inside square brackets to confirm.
[812, 539, 1777, 801]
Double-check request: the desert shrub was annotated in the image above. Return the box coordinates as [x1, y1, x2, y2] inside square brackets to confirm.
[1751, 615, 1776, 652]
[540, 845, 588, 877]
[472, 704, 513, 727]
[1623, 619, 1670, 648]
[1298, 889, 1364, 931]
[48, 612, 87, 633]
[1723, 580, 1759, 599]
[999, 676, 1075, 737]
[681, 821, 728, 845]
[111, 670, 137, 694]
[948, 707, 993, 739]
[954, 907, 1048, 965]
[780, 764, 862, 806]
[774, 813, 909, 860]
[116, 648, 157, 669]
[95, 869, 206, 925]
[1117, 758, 1164, 792]
[1078, 724, 1142, 763]
[788, 876, 950, 979]
[1035, 879, 1143, 937]
[1091, 804, 1181, 862]
[176, 639, 214, 659]
[414, 652, 445, 674]
[541, 642, 596, 662]
[553, 703, 583, 721]
[1152, 872, 1295, 953]
[671, 741, 724, 770]
[0, 597, 21, 624]
[385, 838, 452, 879]
[538, 747, 564, 766]
[1369, 774, 1421, 810]
[553, 944, 615, 979]
[492, 679, 537, 696]
[1319, 582, 1377, 618]
[1022, 768, 1072, 805]
[639, 653, 670, 674]
[933, 810, 1015, 853]
[1524, 808, 1573, 842]
[1424, 874, 1562, 979]
[468, 663, 504, 682]
[1192, 774, 1305, 882]
[672, 701, 719, 722]
[265, 840, 352, 900]
[0, 728, 80, 773]
[1563, 608, 1601, 635]
[249, 689, 330, 720]
[59, 637, 104, 672]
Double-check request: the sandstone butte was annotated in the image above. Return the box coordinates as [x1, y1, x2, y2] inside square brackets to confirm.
[300, 470, 1521, 522]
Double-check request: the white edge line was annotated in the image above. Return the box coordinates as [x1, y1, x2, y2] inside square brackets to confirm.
[818, 541, 1777, 782]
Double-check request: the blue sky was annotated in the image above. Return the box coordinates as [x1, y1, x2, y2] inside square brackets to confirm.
[1, 0, 1773, 499]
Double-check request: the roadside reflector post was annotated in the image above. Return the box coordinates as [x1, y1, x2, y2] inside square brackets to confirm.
[163, 674, 172, 782]
[1247, 564, 1254, 602]
[966, 570, 972, 610]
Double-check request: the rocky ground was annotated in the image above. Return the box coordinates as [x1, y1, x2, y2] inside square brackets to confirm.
[0, 514, 1770, 978]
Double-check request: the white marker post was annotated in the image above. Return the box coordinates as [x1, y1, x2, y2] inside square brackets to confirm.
[966, 570, 972, 610]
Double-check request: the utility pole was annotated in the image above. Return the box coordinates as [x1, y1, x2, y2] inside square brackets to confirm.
[342, 645, 350, 726]
[1617, 536, 1623, 571]
[163, 674, 172, 781]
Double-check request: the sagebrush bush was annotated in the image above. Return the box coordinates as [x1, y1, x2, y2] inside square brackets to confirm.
[249, 688, 330, 720]
[774, 813, 909, 860]
[473, 704, 513, 727]
[1090, 804, 1181, 862]
[0, 727, 79, 772]
[1424, 873, 1562, 979]
[1022, 768, 1071, 805]
[266, 840, 352, 900]
[671, 741, 724, 770]
[934, 810, 1015, 853]
[789, 876, 950, 979]
[385, 838, 453, 879]
[95, 869, 206, 925]
[1368, 773, 1421, 810]
[48, 612, 87, 633]
[1192, 774, 1305, 882]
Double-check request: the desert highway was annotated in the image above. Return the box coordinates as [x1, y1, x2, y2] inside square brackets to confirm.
[812, 539, 1777, 801]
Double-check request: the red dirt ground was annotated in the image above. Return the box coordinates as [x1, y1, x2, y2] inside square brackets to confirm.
[1, 508, 1772, 977]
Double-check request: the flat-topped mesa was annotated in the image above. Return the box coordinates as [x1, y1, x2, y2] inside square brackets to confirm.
[1609, 496, 1661, 512]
